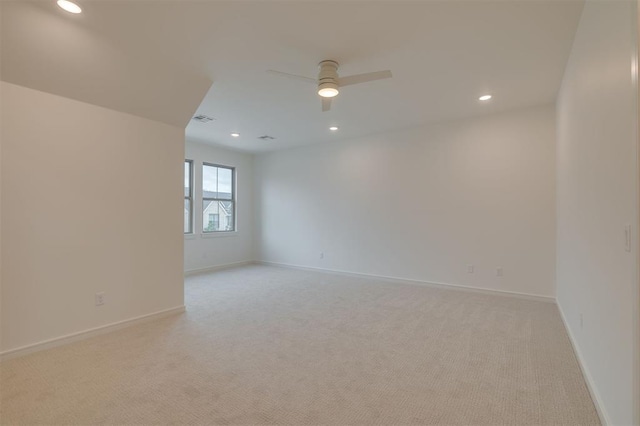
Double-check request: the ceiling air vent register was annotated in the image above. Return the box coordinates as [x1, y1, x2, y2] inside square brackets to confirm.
[192, 115, 215, 123]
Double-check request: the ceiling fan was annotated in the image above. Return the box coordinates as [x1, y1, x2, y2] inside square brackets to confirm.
[267, 60, 392, 112]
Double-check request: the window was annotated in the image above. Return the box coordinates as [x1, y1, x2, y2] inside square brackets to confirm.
[203, 163, 235, 232]
[184, 160, 193, 234]
[207, 213, 219, 231]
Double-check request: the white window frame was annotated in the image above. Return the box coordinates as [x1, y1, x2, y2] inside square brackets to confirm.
[202, 163, 236, 233]
[184, 159, 193, 234]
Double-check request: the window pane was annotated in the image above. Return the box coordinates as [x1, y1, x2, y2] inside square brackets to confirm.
[184, 199, 191, 233]
[217, 167, 233, 200]
[184, 161, 191, 197]
[203, 200, 234, 232]
[203, 164, 218, 197]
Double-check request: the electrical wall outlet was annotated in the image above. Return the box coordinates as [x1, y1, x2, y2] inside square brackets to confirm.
[95, 292, 105, 306]
[319, 252, 324, 259]
[467, 264, 474, 273]
[496, 267, 503, 277]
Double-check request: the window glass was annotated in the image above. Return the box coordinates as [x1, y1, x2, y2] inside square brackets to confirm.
[202, 164, 235, 232]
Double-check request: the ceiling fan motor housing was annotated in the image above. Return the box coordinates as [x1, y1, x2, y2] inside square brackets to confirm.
[317, 60, 339, 97]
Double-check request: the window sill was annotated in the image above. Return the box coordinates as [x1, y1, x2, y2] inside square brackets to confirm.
[201, 231, 238, 239]
[184, 233, 196, 240]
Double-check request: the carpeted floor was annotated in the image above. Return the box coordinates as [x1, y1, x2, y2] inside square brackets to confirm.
[1, 264, 599, 425]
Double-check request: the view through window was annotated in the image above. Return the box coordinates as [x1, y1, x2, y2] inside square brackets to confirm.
[202, 163, 235, 232]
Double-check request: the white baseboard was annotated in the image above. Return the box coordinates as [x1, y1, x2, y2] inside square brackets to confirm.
[557, 301, 609, 426]
[0, 305, 186, 361]
[254, 260, 555, 303]
[184, 260, 253, 276]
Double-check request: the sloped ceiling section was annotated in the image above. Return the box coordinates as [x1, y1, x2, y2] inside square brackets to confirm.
[0, 1, 212, 128]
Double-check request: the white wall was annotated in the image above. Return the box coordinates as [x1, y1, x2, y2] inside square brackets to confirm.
[0, 81, 3, 353]
[184, 141, 254, 273]
[255, 105, 556, 298]
[0, 82, 185, 354]
[556, 1, 639, 424]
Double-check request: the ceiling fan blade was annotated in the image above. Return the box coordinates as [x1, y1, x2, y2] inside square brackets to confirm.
[321, 97, 332, 112]
[338, 70, 392, 87]
[266, 70, 316, 84]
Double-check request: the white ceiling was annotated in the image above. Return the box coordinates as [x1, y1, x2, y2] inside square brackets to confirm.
[1, 0, 584, 152]
[0, 1, 212, 128]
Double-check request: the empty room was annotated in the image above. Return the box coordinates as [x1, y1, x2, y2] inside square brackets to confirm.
[1, 0, 639, 425]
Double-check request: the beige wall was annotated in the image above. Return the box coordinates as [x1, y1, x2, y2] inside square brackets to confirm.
[0, 82, 185, 354]
[556, 0, 639, 424]
[255, 105, 556, 298]
[637, 2, 640, 421]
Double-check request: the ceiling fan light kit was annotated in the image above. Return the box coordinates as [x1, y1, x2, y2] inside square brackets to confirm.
[317, 60, 340, 98]
[318, 83, 339, 98]
[267, 59, 392, 112]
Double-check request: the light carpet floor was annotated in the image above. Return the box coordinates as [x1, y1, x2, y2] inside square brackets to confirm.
[1, 265, 599, 425]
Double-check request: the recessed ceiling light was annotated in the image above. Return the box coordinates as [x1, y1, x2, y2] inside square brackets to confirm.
[231, 133, 240, 137]
[329, 126, 339, 131]
[57, 0, 82, 14]
[479, 95, 492, 101]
